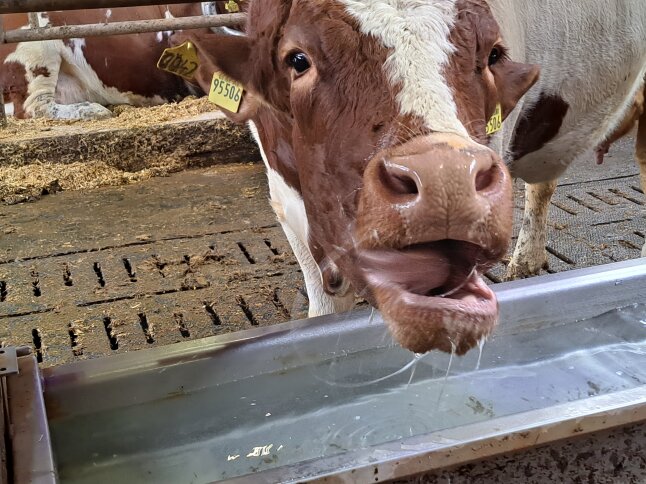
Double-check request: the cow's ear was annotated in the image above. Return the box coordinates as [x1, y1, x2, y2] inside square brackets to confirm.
[172, 33, 259, 122]
[492, 61, 540, 117]
[178, 33, 253, 86]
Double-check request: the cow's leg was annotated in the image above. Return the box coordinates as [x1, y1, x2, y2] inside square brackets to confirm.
[637, 99, 646, 257]
[6, 41, 111, 120]
[506, 180, 558, 280]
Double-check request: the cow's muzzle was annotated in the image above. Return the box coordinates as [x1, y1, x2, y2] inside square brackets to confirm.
[355, 133, 513, 354]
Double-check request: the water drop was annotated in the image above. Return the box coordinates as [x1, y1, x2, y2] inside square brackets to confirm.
[475, 338, 485, 371]
[435, 342, 456, 411]
[406, 353, 426, 388]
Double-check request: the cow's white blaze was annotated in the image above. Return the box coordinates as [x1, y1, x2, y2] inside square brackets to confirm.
[339, 0, 467, 136]
[248, 121, 355, 316]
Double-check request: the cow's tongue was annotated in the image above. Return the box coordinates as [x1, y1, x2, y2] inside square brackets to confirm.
[359, 243, 452, 296]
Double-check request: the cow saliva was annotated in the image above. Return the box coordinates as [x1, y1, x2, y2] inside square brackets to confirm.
[314, 350, 429, 390]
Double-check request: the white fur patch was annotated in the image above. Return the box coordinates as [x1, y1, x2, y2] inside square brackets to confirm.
[339, 0, 467, 136]
[160, 9, 175, 38]
[36, 12, 50, 28]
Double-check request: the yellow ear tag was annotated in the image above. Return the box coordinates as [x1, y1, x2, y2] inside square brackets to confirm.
[225, 0, 240, 13]
[157, 41, 199, 80]
[485, 103, 502, 135]
[209, 72, 244, 113]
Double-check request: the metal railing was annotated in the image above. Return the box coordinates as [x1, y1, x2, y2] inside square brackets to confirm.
[1, 13, 245, 43]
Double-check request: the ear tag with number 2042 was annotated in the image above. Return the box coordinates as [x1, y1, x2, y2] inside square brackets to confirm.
[156, 41, 199, 80]
[209, 72, 244, 113]
[485, 103, 502, 135]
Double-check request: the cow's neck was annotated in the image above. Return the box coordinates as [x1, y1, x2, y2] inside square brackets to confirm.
[253, 108, 301, 194]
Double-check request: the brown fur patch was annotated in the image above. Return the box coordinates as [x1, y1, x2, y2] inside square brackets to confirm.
[510, 93, 569, 160]
[31, 66, 50, 77]
[1, 61, 29, 118]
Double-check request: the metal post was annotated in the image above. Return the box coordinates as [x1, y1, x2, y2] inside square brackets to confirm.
[28, 12, 40, 29]
[0, 99, 5, 128]
[2, 13, 246, 43]
[0, 16, 6, 128]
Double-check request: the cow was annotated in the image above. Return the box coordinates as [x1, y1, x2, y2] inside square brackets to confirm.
[507, 81, 646, 279]
[173, 0, 646, 355]
[0, 2, 244, 119]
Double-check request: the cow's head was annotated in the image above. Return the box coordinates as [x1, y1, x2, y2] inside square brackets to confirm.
[180, 0, 539, 354]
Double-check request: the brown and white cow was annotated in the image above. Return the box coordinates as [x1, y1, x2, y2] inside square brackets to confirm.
[0, 2, 243, 119]
[175, 0, 646, 355]
[507, 80, 646, 278]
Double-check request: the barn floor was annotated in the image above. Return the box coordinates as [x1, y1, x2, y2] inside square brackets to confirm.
[0, 137, 644, 367]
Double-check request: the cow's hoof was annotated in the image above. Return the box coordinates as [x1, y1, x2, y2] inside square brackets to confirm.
[44, 102, 113, 120]
[504, 258, 548, 281]
[71, 102, 113, 120]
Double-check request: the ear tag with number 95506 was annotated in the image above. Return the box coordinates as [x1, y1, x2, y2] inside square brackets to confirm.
[485, 103, 502, 135]
[209, 72, 244, 113]
[156, 41, 199, 80]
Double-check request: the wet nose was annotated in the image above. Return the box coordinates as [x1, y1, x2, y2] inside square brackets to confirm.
[358, 133, 512, 252]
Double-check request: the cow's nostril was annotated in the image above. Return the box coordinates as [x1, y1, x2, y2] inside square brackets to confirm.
[379, 161, 419, 197]
[475, 165, 498, 192]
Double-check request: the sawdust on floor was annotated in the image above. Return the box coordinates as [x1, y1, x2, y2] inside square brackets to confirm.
[0, 96, 217, 142]
[0, 160, 183, 205]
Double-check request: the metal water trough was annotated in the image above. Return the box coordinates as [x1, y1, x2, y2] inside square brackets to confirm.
[3, 259, 646, 483]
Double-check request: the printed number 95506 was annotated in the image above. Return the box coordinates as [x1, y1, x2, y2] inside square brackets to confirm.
[212, 78, 241, 102]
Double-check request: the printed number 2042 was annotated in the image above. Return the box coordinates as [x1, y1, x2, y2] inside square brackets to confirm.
[158, 51, 198, 78]
[212, 79, 241, 102]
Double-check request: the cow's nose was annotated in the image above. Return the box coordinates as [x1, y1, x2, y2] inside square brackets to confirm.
[358, 133, 513, 253]
[378, 148, 499, 199]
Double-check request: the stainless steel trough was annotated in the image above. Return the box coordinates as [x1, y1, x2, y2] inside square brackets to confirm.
[4, 259, 646, 483]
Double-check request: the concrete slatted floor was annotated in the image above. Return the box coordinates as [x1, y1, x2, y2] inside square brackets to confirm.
[0, 139, 644, 367]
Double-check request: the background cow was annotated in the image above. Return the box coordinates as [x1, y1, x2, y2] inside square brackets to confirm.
[507, 81, 646, 278]
[0, 2, 243, 119]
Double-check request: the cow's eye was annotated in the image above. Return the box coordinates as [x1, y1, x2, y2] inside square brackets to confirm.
[488, 47, 502, 66]
[287, 52, 311, 74]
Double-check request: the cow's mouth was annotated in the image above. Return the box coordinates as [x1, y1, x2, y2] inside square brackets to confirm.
[358, 240, 498, 355]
